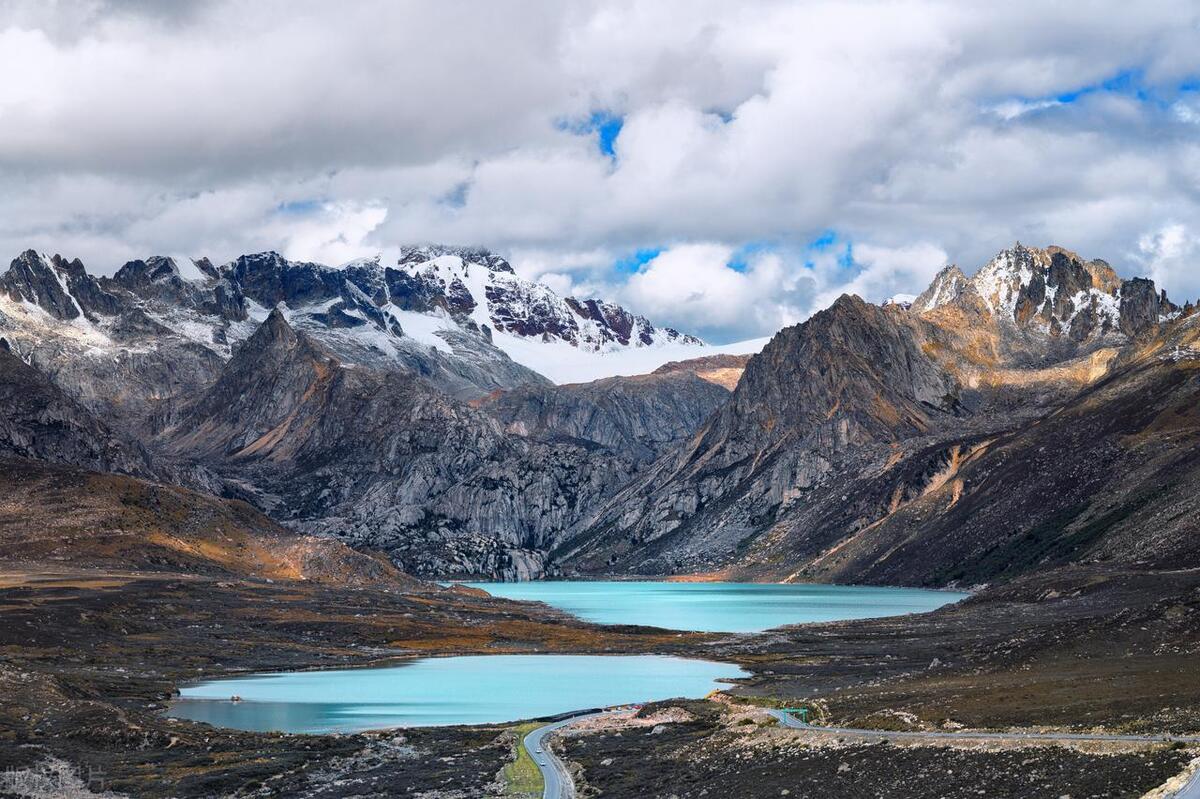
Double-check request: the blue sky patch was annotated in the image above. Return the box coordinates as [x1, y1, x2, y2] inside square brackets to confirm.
[590, 111, 623, 158]
[1053, 68, 1146, 104]
[439, 181, 470, 208]
[808, 229, 839, 251]
[276, 198, 323, 216]
[997, 68, 1200, 115]
[613, 247, 663, 274]
[727, 240, 774, 272]
[556, 110, 625, 158]
[799, 230, 855, 270]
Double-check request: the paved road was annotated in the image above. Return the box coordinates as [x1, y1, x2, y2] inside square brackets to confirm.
[766, 710, 1200, 744]
[769, 710, 1200, 797]
[523, 711, 614, 799]
[524, 708, 1200, 798]
[1172, 761, 1200, 799]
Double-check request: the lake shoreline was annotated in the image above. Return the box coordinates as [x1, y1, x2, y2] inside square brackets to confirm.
[463, 580, 968, 634]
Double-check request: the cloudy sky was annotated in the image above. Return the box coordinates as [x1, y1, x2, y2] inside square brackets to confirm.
[2, 0, 1199, 342]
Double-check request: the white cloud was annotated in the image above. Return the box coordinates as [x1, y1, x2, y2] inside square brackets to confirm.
[1136, 223, 1200, 302]
[618, 239, 946, 341]
[623, 244, 800, 340]
[809, 242, 949, 312]
[0, 0, 1198, 341]
[986, 99, 1063, 120]
[1174, 99, 1200, 125]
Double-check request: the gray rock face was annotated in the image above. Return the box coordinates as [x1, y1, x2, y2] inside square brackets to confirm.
[1118, 277, 1175, 337]
[924, 244, 1178, 348]
[112, 255, 248, 322]
[557, 246, 1195, 583]
[559, 295, 961, 574]
[0, 344, 150, 475]
[0, 251, 122, 321]
[160, 311, 632, 580]
[478, 370, 731, 463]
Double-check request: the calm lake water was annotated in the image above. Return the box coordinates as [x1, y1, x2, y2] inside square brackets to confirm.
[465, 581, 966, 633]
[169, 654, 745, 733]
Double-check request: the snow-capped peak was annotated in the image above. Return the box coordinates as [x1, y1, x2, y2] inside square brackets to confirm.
[913, 243, 1178, 341]
[2, 244, 720, 390]
[392, 246, 704, 355]
[913, 265, 969, 313]
[398, 244, 516, 274]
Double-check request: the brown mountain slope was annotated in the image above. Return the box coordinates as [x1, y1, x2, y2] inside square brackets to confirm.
[775, 313, 1200, 586]
[559, 248, 1194, 584]
[0, 456, 406, 586]
[652, 353, 753, 390]
[556, 295, 964, 573]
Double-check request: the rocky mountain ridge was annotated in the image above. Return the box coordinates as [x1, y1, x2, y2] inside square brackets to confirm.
[557, 244, 1198, 585]
[0, 239, 1194, 584]
[0, 340, 151, 476]
[0, 246, 707, 431]
[915, 244, 1181, 345]
[159, 309, 636, 579]
[478, 368, 733, 464]
[396, 244, 702, 352]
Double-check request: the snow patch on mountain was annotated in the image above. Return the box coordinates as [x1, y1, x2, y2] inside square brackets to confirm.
[912, 243, 1183, 342]
[0, 245, 717, 395]
[392, 245, 703, 355]
[389, 307, 456, 353]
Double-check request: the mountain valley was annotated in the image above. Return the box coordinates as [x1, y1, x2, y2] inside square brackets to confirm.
[1, 241, 1199, 797]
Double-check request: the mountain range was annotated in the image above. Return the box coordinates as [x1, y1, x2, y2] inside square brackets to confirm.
[2, 241, 1197, 585]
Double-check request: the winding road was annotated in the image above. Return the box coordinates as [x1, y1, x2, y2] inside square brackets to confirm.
[1174, 764, 1200, 799]
[523, 711, 615, 799]
[767, 711, 1200, 797]
[766, 709, 1200, 744]
[523, 708, 1200, 799]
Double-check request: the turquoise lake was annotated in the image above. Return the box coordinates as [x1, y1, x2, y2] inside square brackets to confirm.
[465, 580, 967, 633]
[169, 582, 964, 732]
[169, 654, 746, 733]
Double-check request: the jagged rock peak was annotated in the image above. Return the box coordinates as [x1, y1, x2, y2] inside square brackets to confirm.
[394, 245, 704, 352]
[112, 255, 186, 287]
[260, 306, 296, 341]
[0, 250, 79, 319]
[399, 244, 515, 273]
[916, 243, 1179, 340]
[0, 250, 123, 322]
[913, 264, 969, 312]
[229, 307, 313, 364]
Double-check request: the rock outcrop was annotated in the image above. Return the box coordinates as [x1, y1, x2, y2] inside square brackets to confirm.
[479, 368, 732, 463]
[557, 244, 1193, 584]
[161, 311, 633, 579]
[651, 353, 753, 390]
[0, 343, 151, 475]
[558, 295, 961, 573]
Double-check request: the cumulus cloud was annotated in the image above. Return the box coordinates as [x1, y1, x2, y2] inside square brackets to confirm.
[1136, 223, 1200, 302]
[0, 0, 1198, 341]
[623, 244, 804, 341]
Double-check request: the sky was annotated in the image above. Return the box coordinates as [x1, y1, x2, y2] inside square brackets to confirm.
[1, 1, 1199, 343]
